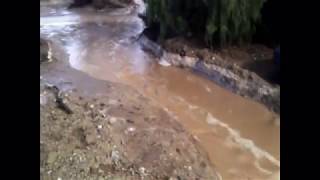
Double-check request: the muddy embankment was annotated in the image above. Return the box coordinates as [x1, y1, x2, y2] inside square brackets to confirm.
[40, 37, 221, 179]
[138, 36, 280, 115]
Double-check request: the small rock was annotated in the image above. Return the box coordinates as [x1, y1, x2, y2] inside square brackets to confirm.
[169, 177, 177, 180]
[127, 127, 136, 132]
[126, 119, 134, 123]
[47, 152, 58, 164]
[109, 117, 117, 124]
[98, 110, 106, 118]
[179, 47, 186, 57]
[57, 177, 62, 180]
[40, 95, 47, 105]
[98, 125, 102, 129]
[111, 150, 120, 162]
[86, 134, 97, 145]
[108, 99, 117, 105]
[89, 104, 95, 109]
[139, 167, 147, 176]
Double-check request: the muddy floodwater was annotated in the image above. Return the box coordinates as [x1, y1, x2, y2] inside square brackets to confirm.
[41, 2, 280, 180]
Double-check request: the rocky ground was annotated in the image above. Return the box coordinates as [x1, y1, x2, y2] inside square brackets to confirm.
[139, 36, 280, 115]
[40, 38, 221, 180]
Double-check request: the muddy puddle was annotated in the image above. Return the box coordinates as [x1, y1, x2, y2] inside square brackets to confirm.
[41, 2, 280, 180]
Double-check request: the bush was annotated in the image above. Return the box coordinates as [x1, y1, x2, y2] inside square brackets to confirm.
[146, 0, 266, 47]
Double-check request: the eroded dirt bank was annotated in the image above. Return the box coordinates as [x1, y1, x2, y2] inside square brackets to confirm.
[139, 36, 280, 115]
[40, 39, 220, 180]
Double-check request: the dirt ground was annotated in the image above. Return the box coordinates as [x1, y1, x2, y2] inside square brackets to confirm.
[40, 39, 220, 180]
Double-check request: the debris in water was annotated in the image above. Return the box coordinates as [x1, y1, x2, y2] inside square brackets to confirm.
[206, 113, 219, 125]
[205, 86, 212, 93]
[188, 104, 198, 110]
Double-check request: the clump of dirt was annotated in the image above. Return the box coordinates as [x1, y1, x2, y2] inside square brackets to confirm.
[40, 39, 220, 180]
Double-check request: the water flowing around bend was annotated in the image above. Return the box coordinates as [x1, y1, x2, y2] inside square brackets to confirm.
[40, 2, 280, 179]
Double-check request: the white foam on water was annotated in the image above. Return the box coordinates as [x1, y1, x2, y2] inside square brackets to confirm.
[188, 104, 199, 110]
[158, 58, 171, 66]
[205, 85, 212, 93]
[47, 42, 53, 62]
[134, 0, 146, 15]
[206, 113, 280, 169]
[267, 171, 280, 180]
[254, 161, 273, 175]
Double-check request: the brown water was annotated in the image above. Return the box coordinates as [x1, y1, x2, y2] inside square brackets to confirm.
[41, 2, 280, 179]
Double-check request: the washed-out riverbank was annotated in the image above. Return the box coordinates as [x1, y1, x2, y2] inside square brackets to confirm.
[41, 1, 280, 179]
[139, 36, 280, 115]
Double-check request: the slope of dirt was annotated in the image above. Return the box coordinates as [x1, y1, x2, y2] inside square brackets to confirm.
[162, 37, 279, 85]
[139, 36, 280, 115]
[40, 39, 220, 180]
